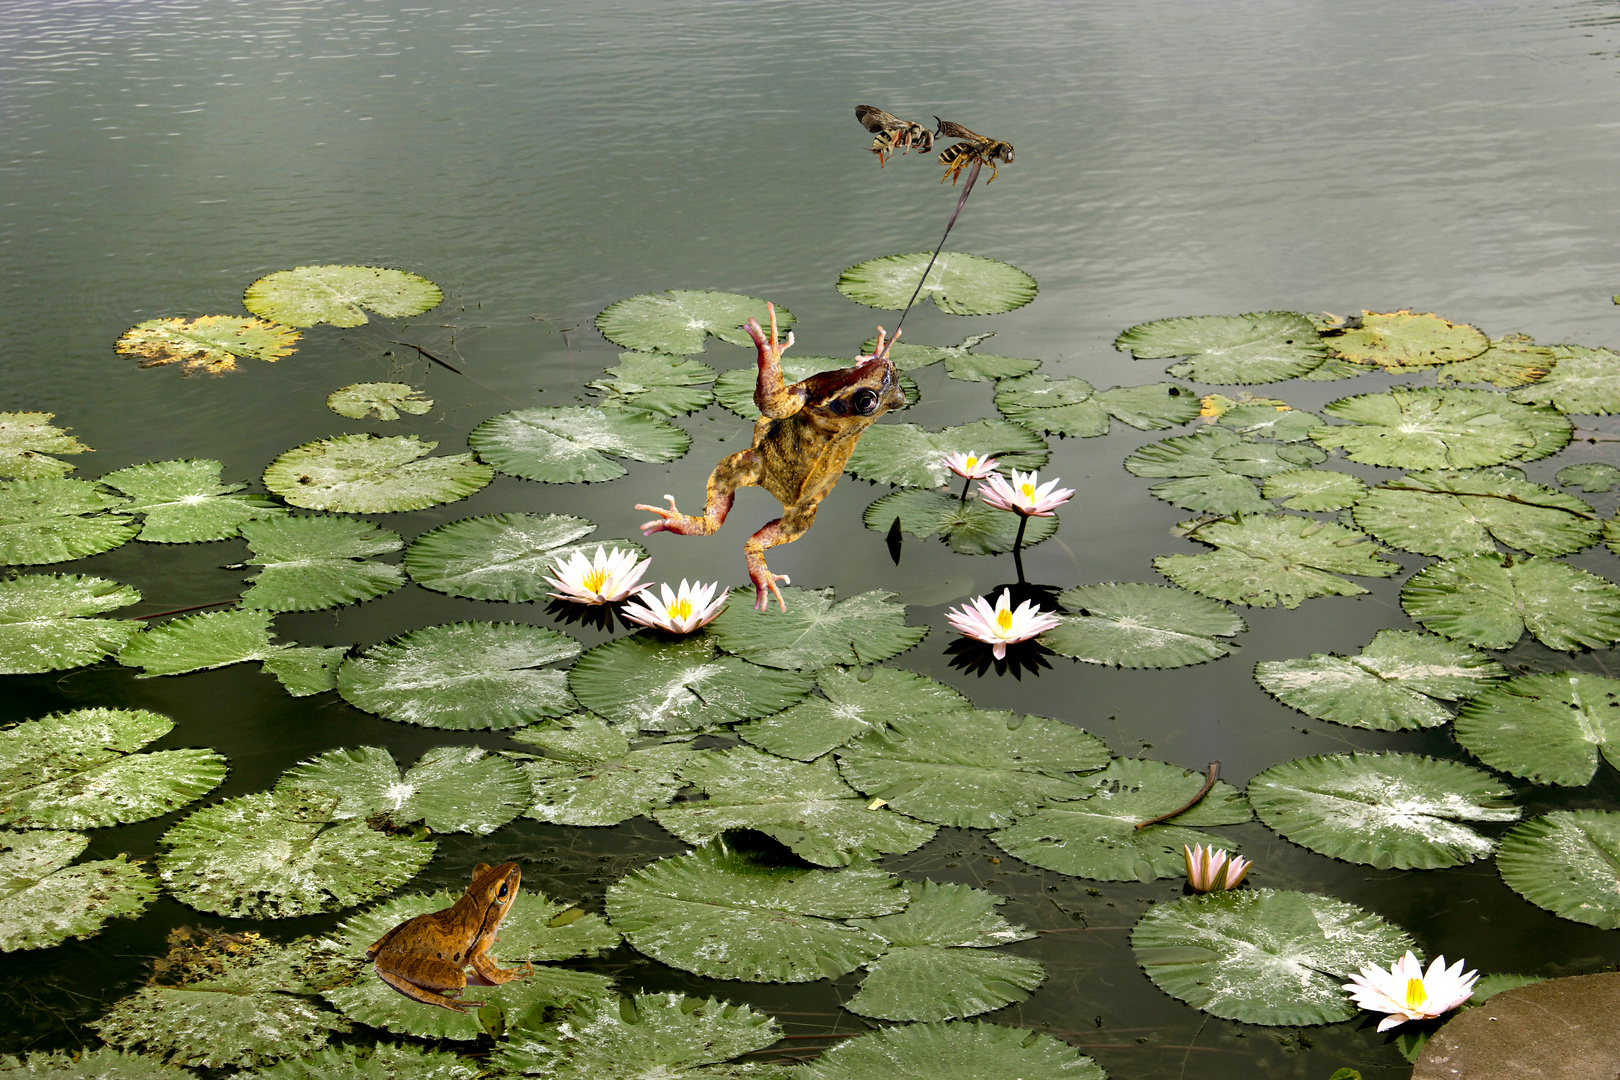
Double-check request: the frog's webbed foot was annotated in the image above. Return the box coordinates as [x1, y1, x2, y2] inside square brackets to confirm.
[470, 951, 534, 986]
[750, 564, 791, 614]
[636, 494, 700, 537]
[745, 503, 817, 613]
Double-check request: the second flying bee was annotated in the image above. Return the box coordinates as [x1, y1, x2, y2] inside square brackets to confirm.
[854, 105, 934, 167]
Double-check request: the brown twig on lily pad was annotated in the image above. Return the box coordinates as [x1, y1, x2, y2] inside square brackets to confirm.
[1135, 761, 1219, 830]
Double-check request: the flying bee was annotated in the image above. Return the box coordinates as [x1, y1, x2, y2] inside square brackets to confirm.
[933, 118, 1014, 185]
[855, 105, 934, 167]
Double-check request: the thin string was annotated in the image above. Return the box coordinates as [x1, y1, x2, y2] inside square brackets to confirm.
[878, 157, 984, 359]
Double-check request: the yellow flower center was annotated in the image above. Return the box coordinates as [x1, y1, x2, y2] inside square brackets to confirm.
[582, 568, 609, 594]
[1020, 483, 1035, 500]
[995, 608, 1014, 633]
[1404, 977, 1427, 1011]
[670, 598, 692, 620]
[964, 456, 978, 470]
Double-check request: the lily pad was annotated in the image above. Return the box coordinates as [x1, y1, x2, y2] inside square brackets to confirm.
[1095, 382, 1204, 430]
[569, 633, 811, 732]
[1262, 469, 1367, 511]
[588, 352, 716, 416]
[1309, 388, 1570, 469]
[1326, 310, 1489, 369]
[1247, 752, 1518, 870]
[836, 251, 1037, 316]
[0, 573, 141, 674]
[497, 992, 780, 1078]
[797, 1021, 1107, 1080]
[1040, 582, 1247, 668]
[264, 434, 492, 512]
[0, 412, 91, 480]
[99, 459, 285, 542]
[863, 489, 1057, 556]
[836, 710, 1111, 830]
[469, 406, 691, 483]
[1496, 811, 1620, 929]
[1400, 554, 1620, 651]
[990, 757, 1251, 881]
[245, 1043, 481, 1080]
[1132, 888, 1415, 1025]
[0, 477, 136, 565]
[0, 707, 227, 829]
[992, 374, 1109, 438]
[1153, 514, 1399, 609]
[1352, 470, 1602, 558]
[734, 664, 971, 762]
[157, 785, 435, 918]
[0, 830, 156, 951]
[875, 332, 1042, 382]
[339, 621, 580, 730]
[1114, 312, 1327, 384]
[1557, 462, 1620, 493]
[605, 842, 905, 982]
[243, 265, 443, 327]
[1453, 672, 1620, 786]
[323, 888, 616, 1040]
[404, 513, 642, 603]
[1255, 628, 1507, 731]
[596, 290, 793, 355]
[514, 715, 701, 826]
[1437, 334, 1555, 388]
[326, 382, 433, 421]
[236, 514, 405, 611]
[115, 316, 301, 374]
[1511, 345, 1620, 415]
[846, 419, 1049, 488]
[714, 355, 918, 419]
[117, 608, 347, 697]
[283, 745, 531, 834]
[845, 880, 1044, 1022]
[654, 747, 937, 867]
[707, 586, 927, 671]
[1122, 427, 1273, 516]
[0, 1048, 193, 1078]
[1215, 403, 1323, 442]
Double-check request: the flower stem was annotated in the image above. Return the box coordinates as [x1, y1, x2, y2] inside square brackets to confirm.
[959, 475, 973, 504]
[1011, 513, 1029, 583]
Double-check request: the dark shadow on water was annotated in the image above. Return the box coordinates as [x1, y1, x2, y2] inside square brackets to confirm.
[543, 598, 636, 633]
[945, 637, 1054, 680]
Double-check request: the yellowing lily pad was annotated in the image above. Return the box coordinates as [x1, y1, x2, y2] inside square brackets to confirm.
[115, 316, 301, 375]
[1327, 310, 1489, 369]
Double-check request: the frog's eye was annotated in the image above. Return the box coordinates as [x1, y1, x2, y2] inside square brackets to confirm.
[851, 388, 880, 416]
[498, 882, 509, 899]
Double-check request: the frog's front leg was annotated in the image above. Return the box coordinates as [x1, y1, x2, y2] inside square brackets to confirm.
[746, 302, 806, 420]
[468, 949, 533, 987]
[637, 449, 763, 537]
[745, 500, 818, 613]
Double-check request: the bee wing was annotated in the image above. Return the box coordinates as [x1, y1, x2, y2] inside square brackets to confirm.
[856, 105, 903, 134]
[933, 117, 983, 141]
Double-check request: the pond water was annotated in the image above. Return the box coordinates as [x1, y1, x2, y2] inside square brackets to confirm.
[5, 0, 1620, 1076]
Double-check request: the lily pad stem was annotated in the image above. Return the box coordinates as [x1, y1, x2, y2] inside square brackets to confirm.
[136, 599, 237, 621]
[1135, 761, 1219, 830]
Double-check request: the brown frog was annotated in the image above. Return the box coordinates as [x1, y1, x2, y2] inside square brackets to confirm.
[638, 303, 906, 612]
[367, 861, 533, 1012]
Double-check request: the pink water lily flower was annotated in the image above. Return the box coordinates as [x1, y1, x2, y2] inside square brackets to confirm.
[941, 450, 1000, 480]
[1343, 951, 1479, 1032]
[978, 468, 1075, 517]
[945, 589, 1061, 659]
[620, 579, 728, 634]
[544, 546, 652, 605]
[1183, 843, 1251, 892]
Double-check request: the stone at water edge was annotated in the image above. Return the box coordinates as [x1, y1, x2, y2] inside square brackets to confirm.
[1413, 971, 1620, 1080]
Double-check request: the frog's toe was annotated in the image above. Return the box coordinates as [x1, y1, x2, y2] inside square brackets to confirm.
[753, 573, 790, 613]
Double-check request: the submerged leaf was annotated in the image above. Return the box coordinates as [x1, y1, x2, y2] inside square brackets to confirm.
[339, 621, 580, 730]
[846, 419, 1049, 487]
[1041, 582, 1246, 669]
[836, 251, 1038, 315]
[0, 477, 136, 565]
[863, 489, 1057, 555]
[0, 830, 156, 951]
[1352, 470, 1602, 558]
[1454, 672, 1620, 786]
[1248, 752, 1517, 869]
[797, 1021, 1106, 1080]
[404, 513, 641, 602]
[325, 382, 433, 421]
[284, 745, 531, 834]
[1154, 515, 1398, 609]
[735, 664, 970, 762]
[707, 586, 927, 670]
[1310, 388, 1570, 469]
[1115, 312, 1327, 384]
[990, 757, 1251, 881]
[606, 842, 905, 982]
[1255, 628, 1506, 731]
[596, 290, 793, 354]
[236, 515, 405, 612]
[0, 573, 141, 675]
[992, 374, 1109, 438]
[1511, 345, 1620, 415]
[569, 633, 811, 732]
[1400, 554, 1620, 651]
[1131, 888, 1415, 1025]
[0, 412, 91, 480]
[243, 265, 443, 327]
[1261, 469, 1367, 512]
[588, 352, 716, 416]
[1326, 310, 1488, 369]
[157, 785, 435, 918]
[876, 332, 1041, 382]
[1557, 462, 1620, 493]
[469, 406, 690, 483]
[100, 459, 285, 543]
[1096, 382, 1203, 430]
[515, 715, 700, 826]
[264, 434, 492, 513]
[115, 316, 301, 374]
[0, 707, 227, 829]
[1215, 403, 1322, 442]
[1496, 811, 1620, 929]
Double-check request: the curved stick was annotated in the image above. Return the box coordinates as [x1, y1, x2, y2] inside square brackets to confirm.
[1135, 761, 1219, 830]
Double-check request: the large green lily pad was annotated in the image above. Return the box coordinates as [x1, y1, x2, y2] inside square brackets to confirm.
[245, 1043, 481, 1080]
[845, 419, 1049, 488]
[0, 573, 141, 674]
[1115, 312, 1327, 384]
[404, 513, 641, 603]
[117, 608, 347, 697]
[100, 459, 285, 542]
[0, 830, 156, 952]
[596, 290, 793, 354]
[836, 252, 1037, 315]
[283, 745, 531, 834]
[469, 406, 690, 483]
[992, 374, 1109, 438]
[734, 664, 971, 762]
[1496, 811, 1620, 929]
[1454, 672, 1620, 786]
[1041, 582, 1246, 668]
[264, 434, 491, 512]
[325, 382, 433, 421]
[0, 412, 91, 480]
[1310, 388, 1570, 469]
[1326, 310, 1489, 369]
[115, 316, 301, 374]
[1436, 334, 1555, 388]
[568, 633, 811, 732]
[1511, 345, 1620, 415]
[514, 715, 702, 826]
[587, 352, 716, 416]
[1352, 470, 1602, 558]
[243, 265, 443, 327]
[0, 1047, 195, 1078]
[1262, 469, 1368, 512]
[707, 586, 927, 671]
[1154, 515, 1399, 609]
[797, 1021, 1107, 1080]
[237, 515, 405, 611]
[1400, 554, 1620, 651]
[0, 477, 136, 565]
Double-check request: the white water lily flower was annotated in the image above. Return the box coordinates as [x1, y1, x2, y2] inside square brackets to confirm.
[543, 545, 652, 605]
[944, 589, 1061, 659]
[1183, 843, 1251, 892]
[1343, 951, 1479, 1032]
[978, 468, 1075, 517]
[620, 579, 728, 634]
[942, 450, 1000, 480]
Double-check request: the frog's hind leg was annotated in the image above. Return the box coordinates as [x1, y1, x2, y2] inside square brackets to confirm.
[637, 449, 763, 537]
[745, 501, 818, 613]
[375, 961, 483, 1013]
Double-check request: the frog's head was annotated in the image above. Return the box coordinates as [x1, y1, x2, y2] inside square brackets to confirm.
[798, 326, 907, 426]
[468, 861, 522, 931]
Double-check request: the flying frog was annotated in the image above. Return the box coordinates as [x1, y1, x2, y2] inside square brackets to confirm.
[367, 861, 533, 1012]
[637, 302, 905, 612]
